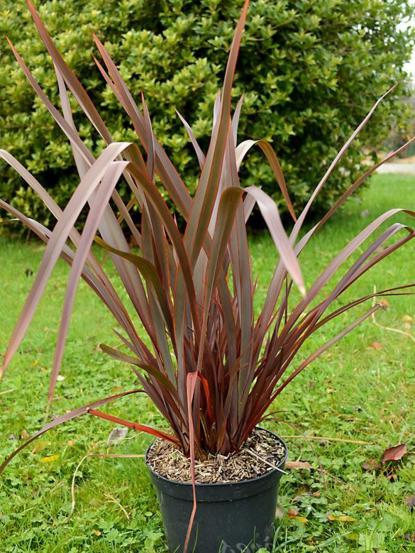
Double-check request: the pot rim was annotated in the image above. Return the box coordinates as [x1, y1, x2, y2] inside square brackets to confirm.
[145, 426, 288, 488]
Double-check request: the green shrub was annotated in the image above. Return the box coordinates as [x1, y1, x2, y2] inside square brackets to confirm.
[0, 0, 413, 229]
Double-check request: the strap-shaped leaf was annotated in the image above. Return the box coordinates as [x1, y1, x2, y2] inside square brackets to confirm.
[50, 162, 128, 400]
[55, 68, 90, 178]
[282, 208, 415, 338]
[184, 372, 199, 553]
[95, 237, 174, 334]
[0, 200, 150, 361]
[236, 139, 297, 222]
[196, 187, 243, 377]
[1, 142, 130, 377]
[26, 0, 111, 141]
[231, 95, 244, 144]
[177, 110, 205, 169]
[93, 34, 192, 218]
[185, 0, 250, 267]
[7, 39, 93, 166]
[291, 85, 398, 241]
[275, 305, 382, 398]
[99, 344, 177, 396]
[88, 409, 179, 445]
[245, 186, 305, 294]
[0, 389, 143, 474]
[127, 163, 200, 340]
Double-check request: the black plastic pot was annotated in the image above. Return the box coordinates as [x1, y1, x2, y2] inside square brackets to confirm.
[146, 428, 287, 553]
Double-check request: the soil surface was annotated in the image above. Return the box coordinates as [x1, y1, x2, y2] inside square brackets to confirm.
[146, 428, 286, 484]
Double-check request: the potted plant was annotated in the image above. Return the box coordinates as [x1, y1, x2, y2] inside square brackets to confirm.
[1, 1, 414, 551]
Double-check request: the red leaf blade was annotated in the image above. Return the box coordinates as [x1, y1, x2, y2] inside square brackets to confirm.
[381, 443, 407, 463]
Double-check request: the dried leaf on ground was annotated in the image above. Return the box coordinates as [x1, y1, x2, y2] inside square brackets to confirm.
[287, 508, 308, 524]
[327, 514, 356, 522]
[286, 460, 312, 470]
[107, 426, 129, 445]
[362, 458, 381, 471]
[405, 495, 415, 511]
[369, 341, 383, 350]
[40, 454, 59, 463]
[287, 507, 299, 517]
[381, 443, 407, 463]
[292, 516, 308, 524]
[275, 505, 285, 519]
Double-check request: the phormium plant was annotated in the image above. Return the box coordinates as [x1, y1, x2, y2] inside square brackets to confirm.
[1, 1, 414, 549]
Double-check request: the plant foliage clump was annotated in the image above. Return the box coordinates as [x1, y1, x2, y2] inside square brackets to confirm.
[0, 0, 414, 229]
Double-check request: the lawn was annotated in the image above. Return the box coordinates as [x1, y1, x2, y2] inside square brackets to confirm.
[0, 173, 414, 552]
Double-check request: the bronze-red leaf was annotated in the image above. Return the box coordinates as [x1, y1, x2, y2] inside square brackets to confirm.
[381, 443, 407, 463]
[369, 341, 383, 350]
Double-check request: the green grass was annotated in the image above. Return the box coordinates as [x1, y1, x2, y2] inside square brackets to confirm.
[0, 174, 414, 552]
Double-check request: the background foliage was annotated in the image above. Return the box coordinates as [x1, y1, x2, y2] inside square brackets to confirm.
[0, 0, 414, 228]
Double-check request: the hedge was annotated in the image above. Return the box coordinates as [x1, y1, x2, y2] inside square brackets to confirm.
[0, 0, 413, 229]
